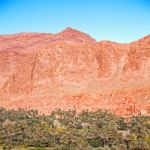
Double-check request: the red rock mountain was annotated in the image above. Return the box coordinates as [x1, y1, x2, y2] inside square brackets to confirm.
[0, 28, 150, 116]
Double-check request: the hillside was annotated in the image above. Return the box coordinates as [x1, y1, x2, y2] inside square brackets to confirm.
[0, 28, 150, 116]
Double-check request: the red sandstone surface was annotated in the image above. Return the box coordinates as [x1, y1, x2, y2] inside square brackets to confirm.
[0, 28, 150, 116]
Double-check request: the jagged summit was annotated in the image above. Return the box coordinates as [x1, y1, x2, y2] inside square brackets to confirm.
[61, 27, 79, 33]
[53, 27, 97, 43]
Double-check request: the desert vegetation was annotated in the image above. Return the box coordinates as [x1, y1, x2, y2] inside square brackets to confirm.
[0, 107, 149, 150]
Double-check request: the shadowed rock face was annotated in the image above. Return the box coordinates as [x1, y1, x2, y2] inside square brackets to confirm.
[0, 28, 150, 116]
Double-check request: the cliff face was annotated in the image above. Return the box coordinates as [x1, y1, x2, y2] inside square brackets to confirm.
[0, 28, 150, 116]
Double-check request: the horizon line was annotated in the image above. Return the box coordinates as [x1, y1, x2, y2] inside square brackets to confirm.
[0, 27, 150, 44]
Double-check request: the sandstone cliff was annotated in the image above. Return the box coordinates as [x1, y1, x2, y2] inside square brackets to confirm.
[0, 28, 150, 116]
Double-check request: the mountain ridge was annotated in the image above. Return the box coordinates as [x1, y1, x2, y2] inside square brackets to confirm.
[0, 28, 150, 116]
[1, 27, 150, 44]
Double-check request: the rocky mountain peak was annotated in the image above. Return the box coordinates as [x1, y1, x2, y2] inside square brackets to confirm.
[53, 27, 96, 43]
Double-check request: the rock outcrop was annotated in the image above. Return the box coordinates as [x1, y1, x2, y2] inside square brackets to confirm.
[0, 28, 150, 116]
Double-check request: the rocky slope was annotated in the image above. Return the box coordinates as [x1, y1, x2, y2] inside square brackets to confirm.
[0, 28, 150, 116]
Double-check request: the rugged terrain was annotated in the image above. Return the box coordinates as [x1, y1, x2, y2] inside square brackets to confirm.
[0, 28, 150, 116]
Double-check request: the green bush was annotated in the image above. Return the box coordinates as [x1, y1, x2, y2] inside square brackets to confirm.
[0, 108, 149, 149]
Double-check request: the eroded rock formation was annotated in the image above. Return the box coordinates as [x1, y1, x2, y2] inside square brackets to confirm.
[0, 28, 150, 116]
